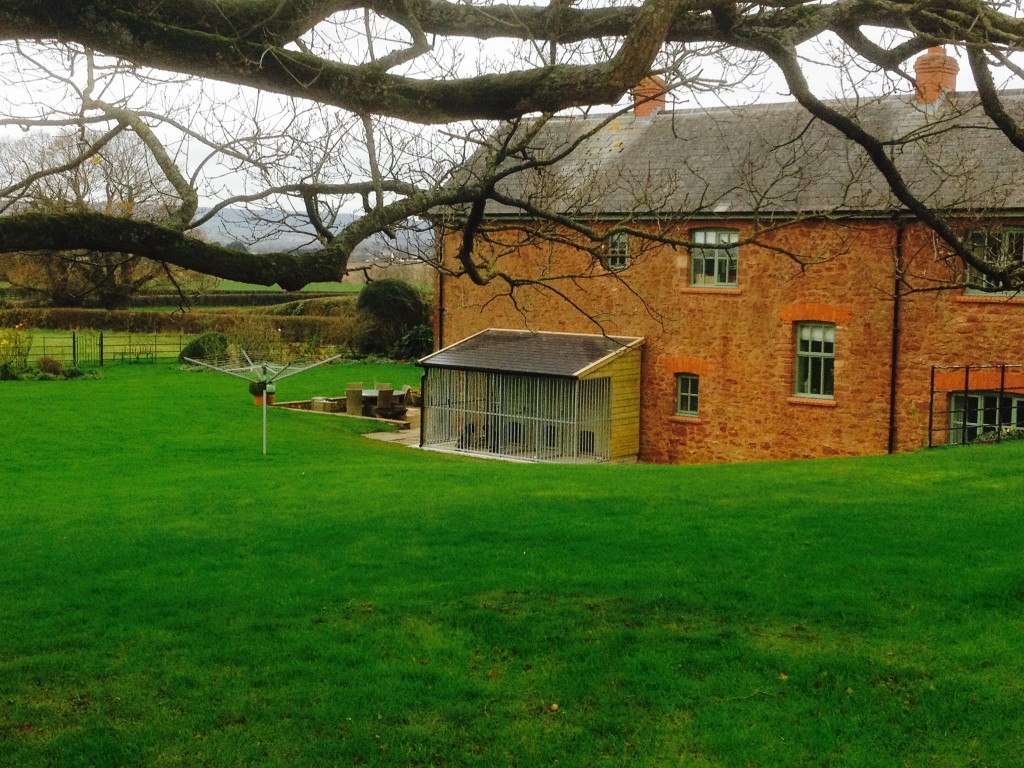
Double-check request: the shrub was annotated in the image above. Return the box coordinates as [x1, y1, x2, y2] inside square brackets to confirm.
[178, 331, 229, 363]
[972, 427, 1024, 444]
[320, 313, 362, 351]
[2, 307, 361, 348]
[224, 314, 280, 362]
[355, 279, 427, 355]
[356, 278, 427, 326]
[260, 300, 306, 317]
[0, 363, 15, 381]
[0, 325, 33, 371]
[392, 324, 434, 360]
[261, 297, 356, 318]
[298, 327, 328, 360]
[36, 356, 65, 376]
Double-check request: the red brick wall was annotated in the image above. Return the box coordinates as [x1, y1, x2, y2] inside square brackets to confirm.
[891, 224, 1024, 451]
[436, 219, 1024, 463]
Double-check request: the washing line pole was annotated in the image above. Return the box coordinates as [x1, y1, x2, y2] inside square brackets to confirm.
[262, 364, 269, 456]
[184, 351, 345, 456]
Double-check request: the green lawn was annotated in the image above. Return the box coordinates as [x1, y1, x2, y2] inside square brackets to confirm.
[2, 364, 1023, 766]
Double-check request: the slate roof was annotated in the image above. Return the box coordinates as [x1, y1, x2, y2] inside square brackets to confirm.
[419, 329, 643, 378]
[456, 91, 1024, 218]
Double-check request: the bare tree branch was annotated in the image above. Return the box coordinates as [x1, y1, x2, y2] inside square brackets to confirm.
[0, 0, 1022, 295]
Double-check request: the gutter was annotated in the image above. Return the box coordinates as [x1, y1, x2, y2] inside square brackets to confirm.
[435, 233, 446, 351]
[888, 220, 905, 454]
[480, 208, 1024, 224]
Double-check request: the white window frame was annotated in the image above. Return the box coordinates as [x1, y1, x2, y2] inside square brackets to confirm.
[966, 229, 1024, 295]
[675, 373, 699, 417]
[607, 231, 630, 271]
[794, 322, 835, 399]
[949, 391, 1024, 443]
[690, 229, 739, 287]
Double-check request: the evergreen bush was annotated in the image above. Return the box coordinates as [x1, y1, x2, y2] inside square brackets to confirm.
[355, 279, 428, 355]
[178, 331, 230, 363]
[392, 324, 434, 360]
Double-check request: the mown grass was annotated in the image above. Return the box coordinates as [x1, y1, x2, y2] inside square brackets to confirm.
[2, 364, 1023, 766]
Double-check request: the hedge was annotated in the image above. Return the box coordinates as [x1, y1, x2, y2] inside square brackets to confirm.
[129, 291, 355, 308]
[0, 308, 358, 345]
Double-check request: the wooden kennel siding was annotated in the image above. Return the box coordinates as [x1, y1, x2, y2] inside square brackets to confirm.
[580, 344, 642, 461]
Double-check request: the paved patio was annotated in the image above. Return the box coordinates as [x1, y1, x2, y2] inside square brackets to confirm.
[364, 407, 421, 448]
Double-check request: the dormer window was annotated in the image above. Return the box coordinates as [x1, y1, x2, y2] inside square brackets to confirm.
[607, 231, 630, 271]
[966, 229, 1024, 295]
[690, 229, 739, 287]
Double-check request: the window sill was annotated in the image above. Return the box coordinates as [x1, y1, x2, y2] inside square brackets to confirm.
[668, 414, 703, 425]
[682, 286, 742, 295]
[787, 396, 836, 408]
[956, 293, 1024, 304]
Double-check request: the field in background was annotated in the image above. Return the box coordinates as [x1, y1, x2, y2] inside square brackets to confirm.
[213, 280, 358, 293]
[25, 330, 189, 366]
[214, 260, 435, 295]
[2, 364, 1023, 766]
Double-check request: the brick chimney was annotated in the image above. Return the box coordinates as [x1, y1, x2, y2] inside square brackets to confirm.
[631, 76, 667, 117]
[914, 46, 959, 104]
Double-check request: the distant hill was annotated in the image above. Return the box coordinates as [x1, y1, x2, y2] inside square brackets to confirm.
[193, 207, 432, 264]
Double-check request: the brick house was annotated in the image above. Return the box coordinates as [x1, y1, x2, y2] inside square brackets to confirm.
[432, 49, 1024, 464]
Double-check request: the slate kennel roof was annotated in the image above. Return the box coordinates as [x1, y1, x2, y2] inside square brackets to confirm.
[419, 329, 643, 378]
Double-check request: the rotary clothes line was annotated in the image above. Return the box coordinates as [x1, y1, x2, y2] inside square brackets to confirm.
[185, 349, 345, 455]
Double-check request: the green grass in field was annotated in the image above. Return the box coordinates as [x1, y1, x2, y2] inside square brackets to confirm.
[2, 365, 1023, 766]
[213, 280, 360, 293]
[23, 331, 189, 366]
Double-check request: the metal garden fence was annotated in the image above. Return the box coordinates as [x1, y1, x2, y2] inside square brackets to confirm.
[32, 332, 189, 367]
